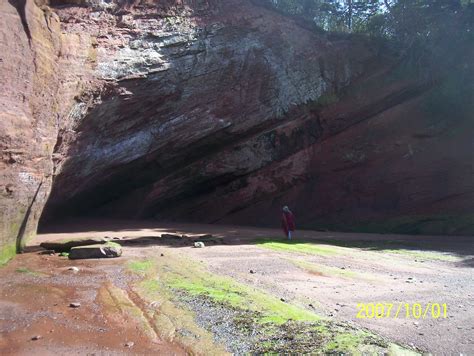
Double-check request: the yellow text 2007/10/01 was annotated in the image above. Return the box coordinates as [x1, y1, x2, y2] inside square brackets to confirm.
[356, 302, 447, 319]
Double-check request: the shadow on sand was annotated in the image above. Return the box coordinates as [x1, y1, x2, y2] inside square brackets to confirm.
[34, 218, 474, 267]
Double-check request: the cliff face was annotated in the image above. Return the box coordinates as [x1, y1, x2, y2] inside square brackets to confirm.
[40, 0, 376, 221]
[0, 0, 95, 262]
[0, 0, 472, 261]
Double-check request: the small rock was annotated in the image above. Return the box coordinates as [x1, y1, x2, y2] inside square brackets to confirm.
[160, 253, 164, 257]
[68, 267, 79, 272]
[407, 277, 413, 280]
[69, 302, 81, 308]
[340, 267, 346, 270]
[125, 341, 135, 348]
[31, 335, 41, 341]
[194, 242, 205, 248]
[413, 321, 419, 326]
[249, 270, 256, 274]
[150, 301, 160, 308]
[280, 298, 286, 302]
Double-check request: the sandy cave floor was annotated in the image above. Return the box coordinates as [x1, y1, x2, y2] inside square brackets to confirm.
[0, 219, 473, 355]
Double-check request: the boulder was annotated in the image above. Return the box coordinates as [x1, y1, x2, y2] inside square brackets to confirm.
[40, 237, 108, 252]
[68, 243, 122, 260]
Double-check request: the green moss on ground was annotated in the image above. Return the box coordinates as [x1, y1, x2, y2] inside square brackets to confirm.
[127, 259, 154, 273]
[15, 267, 45, 277]
[382, 249, 460, 262]
[130, 255, 320, 325]
[255, 238, 343, 256]
[105, 241, 122, 248]
[290, 259, 359, 279]
[283, 239, 461, 263]
[126, 258, 229, 355]
[0, 243, 16, 266]
[126, 253, 418, 355]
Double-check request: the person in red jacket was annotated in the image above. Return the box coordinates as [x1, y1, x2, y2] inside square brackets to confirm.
[281, 206, 295, 240]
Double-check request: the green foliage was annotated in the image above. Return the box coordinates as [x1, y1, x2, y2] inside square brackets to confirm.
[259, 0, 384, 32]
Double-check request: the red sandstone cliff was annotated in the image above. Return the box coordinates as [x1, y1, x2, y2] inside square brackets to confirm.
[1, 0, 473, 262]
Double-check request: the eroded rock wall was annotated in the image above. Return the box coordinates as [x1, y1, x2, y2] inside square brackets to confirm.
[42, 0, 376, 221]
[0, 0, 94, 262]
[1, 0, 472, 263]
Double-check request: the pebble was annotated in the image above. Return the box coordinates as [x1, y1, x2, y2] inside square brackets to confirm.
[150, 301, 160, 308]
[69, 302, 81, 308]
[280, 298, 286, 302]
[125, 341, 135, 348]
[68, 267, 79, 272]
[31, 335, 41, 341]
[249, 270, 256, 274]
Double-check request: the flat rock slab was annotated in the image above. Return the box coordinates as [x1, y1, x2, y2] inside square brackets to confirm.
[69, 243, 122, 260]
[40, 237, 108, 252]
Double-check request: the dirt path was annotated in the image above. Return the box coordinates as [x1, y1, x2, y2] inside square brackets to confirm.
[2, 219, 473, 354]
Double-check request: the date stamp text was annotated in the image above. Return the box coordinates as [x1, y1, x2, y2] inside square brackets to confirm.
[356, 302, 447, 319]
